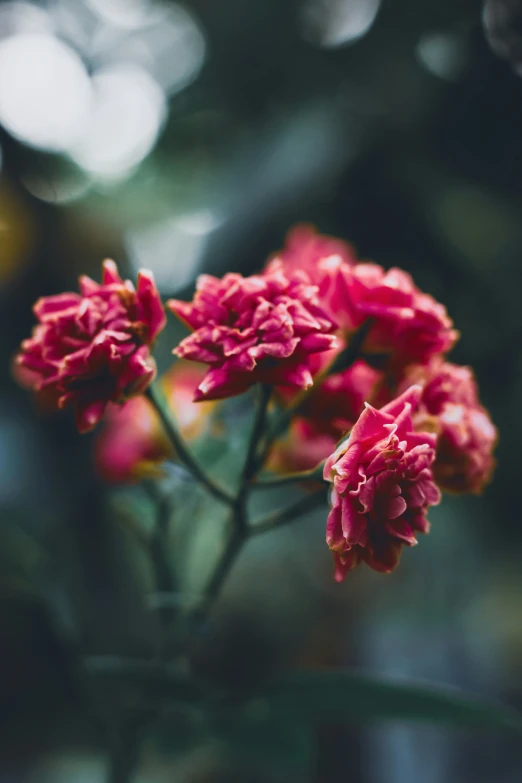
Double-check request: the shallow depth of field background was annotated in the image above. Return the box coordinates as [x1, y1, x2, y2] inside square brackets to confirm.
[1, 0, 521, 781]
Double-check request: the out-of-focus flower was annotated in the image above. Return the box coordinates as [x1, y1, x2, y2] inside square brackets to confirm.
[168, 269, 338, 401]
[14, 260, 165, 432]
[267, 418, 338, 475]
[324, 385, 441, 580]
[266, 223, 357, 282]
[265, 224, 358, 326]
[268, 360, 383, 473]
[95, 362, 215, 483]
[338, 264, 459, 365]
[300, 359, 383, 436]
[399, 360, 497, 494]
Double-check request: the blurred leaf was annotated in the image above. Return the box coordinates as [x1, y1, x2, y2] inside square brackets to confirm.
[84, 656, 209, 708]
[0, 518, 43, 592]
[212, 704, 313, 777]
[256, 669, 522, 730]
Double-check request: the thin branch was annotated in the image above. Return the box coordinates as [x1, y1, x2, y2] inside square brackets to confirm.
[253, 463, 327, 489]
[240, 384, 272, 488]
[145, 384, 234, 506]
[143, 481, 178, 660]
[201, 523, 245, 607]
[108, 720, 142, 783]
[249, 489, 327, 536]
[199, 385, 272, 609]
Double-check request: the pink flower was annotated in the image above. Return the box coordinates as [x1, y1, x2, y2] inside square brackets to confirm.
[265, 224, 357, 325]
[268, 360, 383, 473]
[168, 268, 338, 401]
[399, 360, 497, 494]
[265, 226, 457, 367]
[338, 264, 459, 365]
[301, 359, 384, 437]
[14, 260, 166, 432]
[323, 386, 441, 580]
[95, 362, 216, 483]
[267, 418, 339, 475]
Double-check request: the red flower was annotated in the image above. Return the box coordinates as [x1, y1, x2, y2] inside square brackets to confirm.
[268, 360, 383, 474]
[265, 226, 457, 367]
[399, 360, 497, 494]
[14, 260, 166, 432]
[168, 269, 338, 401]
[324, 385, 441, 580]
[339, 264, 459, 365]
[265, 224, 357, 326]
[95, 362, 216, 483]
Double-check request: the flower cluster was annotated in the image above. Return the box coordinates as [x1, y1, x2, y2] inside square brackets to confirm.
[13, 224, 497, 583]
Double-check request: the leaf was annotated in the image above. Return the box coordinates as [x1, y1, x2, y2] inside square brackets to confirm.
[211, 703, 313, 776]
[83, 656, 209, 706]
[255, 669, 522, 731]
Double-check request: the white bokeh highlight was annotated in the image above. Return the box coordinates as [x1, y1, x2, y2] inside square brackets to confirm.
[0, 32, 91, 151]
[70, 63, 167, 179]
[301, 0, 382, 48]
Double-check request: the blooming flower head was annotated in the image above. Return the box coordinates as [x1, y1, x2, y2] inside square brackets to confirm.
[268, 360, 383, 474]
[14, 260, 166, 432]
[168, 268, 338, 401]
[265, 226, 457, 367]
[324, 385, 441, 581]
[95, 362, 215, 483]
[265, 224, 357, 325]
[338, 264, 459, 365]
[399, 360, 497, 494]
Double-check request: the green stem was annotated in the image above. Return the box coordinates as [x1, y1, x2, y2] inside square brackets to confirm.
[108, 729, 139, 783]
[253, 463, 327, 489]
[201, 523, 246, 605]
[145, 384, 234, 506]
[249, 489, 327, 536]
[200, 385, 272, 607]
[143, 481, 177, 659]
[240, 384, 272, 489]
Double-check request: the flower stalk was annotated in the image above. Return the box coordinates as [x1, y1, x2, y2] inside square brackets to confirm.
[143, 480, 178, 659]
[253, 462, 327, 489]
[250, 488, 327, 536]
[145, 383, 234, 506]
[200, 384, 273, 608]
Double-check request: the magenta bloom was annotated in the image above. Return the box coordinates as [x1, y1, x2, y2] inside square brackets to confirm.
[265, 226, 457, 366]
[168, 269, 338, 401]
[339, 264, 459, 365]
[269, 360, 384, 474]
[15, 260, 166, 432]
[324, 385, 441, 580]
[400, 360, 497, 494]
[265, 224, 357, 325]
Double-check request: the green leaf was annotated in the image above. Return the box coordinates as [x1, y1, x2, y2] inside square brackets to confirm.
[83, 656, 209, 706]
[256, 669, 522, 731]
[212, 704, 313, 776]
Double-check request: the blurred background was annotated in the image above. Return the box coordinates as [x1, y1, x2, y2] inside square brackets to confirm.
[1, 0, 522, 780]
